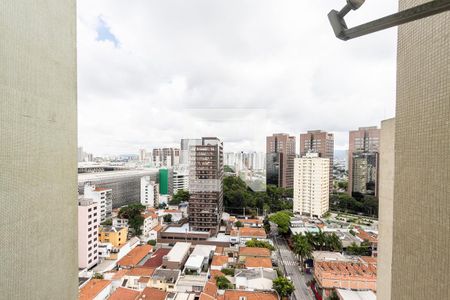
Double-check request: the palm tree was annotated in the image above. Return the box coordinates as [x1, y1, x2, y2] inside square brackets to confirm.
[324, 233, 343, 252]
[292, 234, 313, 272]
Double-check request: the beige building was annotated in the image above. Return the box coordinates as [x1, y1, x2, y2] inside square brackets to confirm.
[377, 1, 450, 299]
[0, 1, 77, 299]
[377, 118, 395, 299]
[293, 153, 330, 217]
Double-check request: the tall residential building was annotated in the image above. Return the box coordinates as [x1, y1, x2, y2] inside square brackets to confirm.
[348, 126, 380, 196]
[139, 149, 147, 161]
[378, 2, 450, 299]
[300, 130, 334, 191]
[173, 167, 190, 194]
[377, 118, 395, 300]
[153, 148, 180, 167]
[188, 137, 224, 235]
[0, 1, 78, 298]
[293, 153, 329, 217]
[84, 184, 113, 222]
[180, 138, 202, 165]
[78, 198, 100, 269]
[141, 176, 159, 207]
[266, 133, 296, 188]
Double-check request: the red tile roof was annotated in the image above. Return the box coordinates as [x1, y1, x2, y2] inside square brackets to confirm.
[142, 248, 171, 268]
[223, 290, 278, 300]
[239, 247, 271, 257]
[211, 255, 229, 267]
[137, 287, 167, 300]
[108, 288, 140, 300]
[126, 267, 155, 277]
[117, 245, 152, 268]
[244, 257, 272, 268]
[79, 279, 111, 300]
[238, 227, 267, 238]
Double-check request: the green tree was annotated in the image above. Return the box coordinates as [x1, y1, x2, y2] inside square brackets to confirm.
[263, 216, 271, 233]
[221, 268, 235, 276]
[273, 276, 295, 297]
[245, 238, 275, 251]
[169, 190, 190, 205]
[269, 211, 291, 235]
[147, 240, 156, 246]
[92, 273, 104, 279]
[292, 234, 313, 271]
[235, 221, 243, 228]
[118, 204, 146, 236]
[216, 275, 233, 289]
[327, 290, 340, 300]
[163, 214, 172, 223]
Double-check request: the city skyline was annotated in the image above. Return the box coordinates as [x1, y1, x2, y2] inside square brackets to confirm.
[77, 0, 397, 155]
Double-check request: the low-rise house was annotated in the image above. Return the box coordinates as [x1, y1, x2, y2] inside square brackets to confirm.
[199, 281, 218, 300]
[237, 218, 262, 228]
[97, 243, 113, 259]
[148, 268, 180, 292]
[244, 257, 272, 269]
[336, 289, 377, 300]
[211, 255, 229, 270]
[162, 242, 191, 269]
[313, 261, 377, 298]
[184, 255, 205, 274]
[103, 269, 128, 290]
[79, 279, 112, 300]
[148, 224, 164, 241]
[355, 228, 378, 257]
[222, 290, 279, 300]
[137, 287, 167, 300]
[98, 226, 128, 248]
[143, 248, 171, 268]
[108, 287, 140, 300]
[121, 267, 155, 290]
[117, 245, 153, 269]
[238, 247, 271, 262]
[235, 268, 277, 291]
[231, 227, 267, 245]
[175, 273, 209, 294]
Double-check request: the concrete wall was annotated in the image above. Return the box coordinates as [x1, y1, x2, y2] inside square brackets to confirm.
[392, 1, 449, 299]
[378, 118, 395, 300]
[0, 1, 77, 299]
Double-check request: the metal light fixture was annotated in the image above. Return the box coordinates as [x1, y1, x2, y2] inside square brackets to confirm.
[328, 0, 450, 41]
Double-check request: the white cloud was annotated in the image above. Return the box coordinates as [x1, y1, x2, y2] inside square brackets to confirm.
[77, 0, 397, 155]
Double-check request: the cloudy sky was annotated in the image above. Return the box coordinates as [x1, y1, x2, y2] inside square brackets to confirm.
[77, 0, 398, 156]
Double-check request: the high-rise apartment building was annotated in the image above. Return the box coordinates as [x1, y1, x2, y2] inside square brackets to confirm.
[180, 139, 202, 165]
[153, 148, 180, 167]
[0, 1, 78, 298]
[141, 176, 159, 207]
[188, 137, 224, 235]
[266, 133, 296, 188]
[84, 184, 113, 222]
[377, 2, 450, 299]
[348, 127, 380, 196]
[78, 198, 100, 269]
[293, 153, 329, 217]
[139, 148, 147, 161]
[300, 130, 334, 191]
[173, 167, 189, 194]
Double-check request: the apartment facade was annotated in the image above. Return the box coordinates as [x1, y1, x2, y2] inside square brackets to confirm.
[153, 148, 180, 167]
[348, 126, 380, 196]
[384, 1, 450, 299]
[0, 1, 78, 298]
[293, 153, 330, 217]
[266, 133, 296, 188]
[141, 176, 159, 207]
[84, 184, 113, 222]
[98, 226, 128, 248]
[300, 130, 334, 191]
[173, 167, 189, 194]
[78, 198, 100, 269]
[188, 137, 224, 235]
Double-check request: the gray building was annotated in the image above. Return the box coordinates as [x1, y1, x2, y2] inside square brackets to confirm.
[78, 169, 158, 208]
[0, 0, 78, 298]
